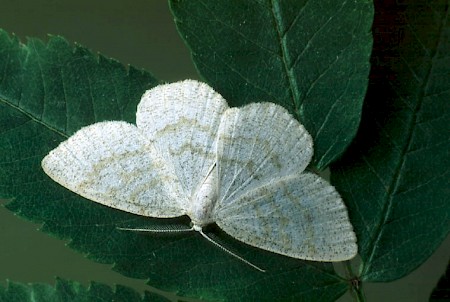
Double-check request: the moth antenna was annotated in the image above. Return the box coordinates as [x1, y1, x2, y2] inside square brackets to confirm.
[198, 229, 266, 273]
[117, 225, 194, 233]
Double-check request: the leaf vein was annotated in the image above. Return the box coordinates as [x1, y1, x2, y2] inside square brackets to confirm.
[198, 0, 278, 56]
[195, 50, 279, 101]
[289, 0, 348, 72]
[362, 3, 449, 276]
[281, 0, 309, 38]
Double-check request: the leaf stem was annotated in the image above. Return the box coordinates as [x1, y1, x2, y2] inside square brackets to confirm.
[344, 261, 366, 302]
[352, 283, 366, 302]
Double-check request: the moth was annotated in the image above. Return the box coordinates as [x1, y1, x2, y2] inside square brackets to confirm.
[42, 80, 357, 272]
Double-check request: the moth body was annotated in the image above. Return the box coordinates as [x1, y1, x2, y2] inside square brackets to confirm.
[189, 163, 218, 228]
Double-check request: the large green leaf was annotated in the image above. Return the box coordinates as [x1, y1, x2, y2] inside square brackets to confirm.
[0, 30, 350, 301]
[331, 0, 450, 287]
[0, 30, 159, 200]
[169, 0, 373, 169]
[0, 278, 171, 302]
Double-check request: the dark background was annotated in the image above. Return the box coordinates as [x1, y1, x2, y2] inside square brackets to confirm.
[0, 1, 448, 301]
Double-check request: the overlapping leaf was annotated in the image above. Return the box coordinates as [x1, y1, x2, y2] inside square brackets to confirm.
[331, 0, 450, 283]
[4, 0, 447, 300]
[170, 0, 373, 169]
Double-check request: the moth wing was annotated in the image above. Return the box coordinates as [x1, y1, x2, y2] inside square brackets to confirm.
[137, 80, 228, 197]
[215, 173, 357, 261]
[42, 121, 187, 217]
[215, 102, 313, 209]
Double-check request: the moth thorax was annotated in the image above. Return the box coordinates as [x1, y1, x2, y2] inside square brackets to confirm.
[189, 168, 218, 227]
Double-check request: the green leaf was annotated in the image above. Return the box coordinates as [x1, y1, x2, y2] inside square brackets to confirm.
[0, 30, 350, 301]
[0, 278, 171, 302]
[0, 29, 159, 199]
[169, 0, 373, 169]
[331, 0, 450, 285]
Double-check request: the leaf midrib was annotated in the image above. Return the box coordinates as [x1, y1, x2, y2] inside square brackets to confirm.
[269, 0, 300, 115]
[0, 36, 69, 140]
[0, 97, 68, 139]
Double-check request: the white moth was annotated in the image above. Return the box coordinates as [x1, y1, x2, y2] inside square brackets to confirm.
[42, 80, 357, 272]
